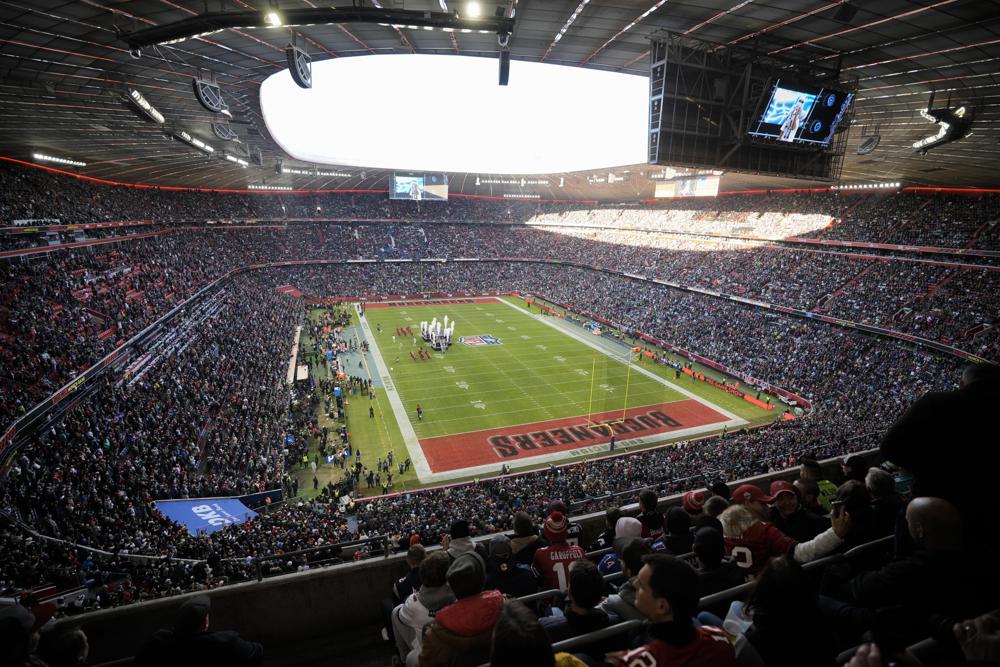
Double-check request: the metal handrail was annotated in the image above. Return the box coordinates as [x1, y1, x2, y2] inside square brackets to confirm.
[252, 533, 392, 582]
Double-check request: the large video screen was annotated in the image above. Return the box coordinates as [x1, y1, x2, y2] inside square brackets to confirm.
[391, 173, 448, 201]
[747, 79, 854, 147]
[654, 175, 720, 198]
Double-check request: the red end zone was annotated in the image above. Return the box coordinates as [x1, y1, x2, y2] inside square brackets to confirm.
[418, 400, 730, 473]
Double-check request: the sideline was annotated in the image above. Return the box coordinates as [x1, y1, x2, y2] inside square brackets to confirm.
[357, 308, 431, 481]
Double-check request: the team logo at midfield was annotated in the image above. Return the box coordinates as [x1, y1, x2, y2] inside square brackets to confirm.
[460, 334, 502, 347]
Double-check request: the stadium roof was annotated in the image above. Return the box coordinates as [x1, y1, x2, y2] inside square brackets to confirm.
[1, 0, 998, 200]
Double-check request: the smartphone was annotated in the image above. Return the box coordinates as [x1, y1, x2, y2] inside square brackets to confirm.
[830, 500, 845, 517]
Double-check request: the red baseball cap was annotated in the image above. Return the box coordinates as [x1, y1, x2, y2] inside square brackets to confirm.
[731, 484, 774, 505]
[769, 480, 798, 500]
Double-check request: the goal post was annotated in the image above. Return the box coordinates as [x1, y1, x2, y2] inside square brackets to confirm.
[586, 347, 641, 429]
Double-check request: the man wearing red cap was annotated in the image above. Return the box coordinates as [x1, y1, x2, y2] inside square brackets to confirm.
[768, 480, 829, 543]
[720, 483, 849, 575]
[532, 511, 585, 591]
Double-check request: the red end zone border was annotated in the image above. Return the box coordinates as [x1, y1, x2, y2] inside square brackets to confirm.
[418, 399, 729, 473]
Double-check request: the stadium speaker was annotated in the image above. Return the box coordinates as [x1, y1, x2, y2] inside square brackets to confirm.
[212, 122, 239, 142]
[193, 76, 228, 114]
[286, 44, 312, 89]
[275, 157, 283, 174]
[833, 2, 859, 23]
[498, 47, 510, 86]
[857, 135, 881, 155]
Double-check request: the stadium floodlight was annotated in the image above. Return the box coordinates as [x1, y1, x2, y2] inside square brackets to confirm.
[265, 11, 283, 27]
[464, 2, 482, 18]
[249, 184, 292, 190]
[225, 153, 249, 167]
[176, 130, 215, 155]
[126, 88, 165, 123]
[32, 152, 86, 167]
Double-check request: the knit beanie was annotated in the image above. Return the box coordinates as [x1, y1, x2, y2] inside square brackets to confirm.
[543, 511, 569, 543]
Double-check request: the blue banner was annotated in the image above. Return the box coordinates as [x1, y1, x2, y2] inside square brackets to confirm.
[154, 498, 257, 536]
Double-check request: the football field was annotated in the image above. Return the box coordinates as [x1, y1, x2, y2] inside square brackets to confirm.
[359, 296, 752, 483]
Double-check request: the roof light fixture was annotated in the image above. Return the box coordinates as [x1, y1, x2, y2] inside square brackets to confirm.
[32, 153, 86, 167]
[126, 88, 165, 123]
[176, 130, 215, 155]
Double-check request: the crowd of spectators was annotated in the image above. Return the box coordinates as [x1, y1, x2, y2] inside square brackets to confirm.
[0, 162, 993, 632]
[1, 220, 995, 432]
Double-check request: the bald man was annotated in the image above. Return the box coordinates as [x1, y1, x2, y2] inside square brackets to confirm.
[831, 498, 994, 647]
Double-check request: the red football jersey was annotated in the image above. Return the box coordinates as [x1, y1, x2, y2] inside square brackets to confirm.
[613, 626, 736, 667]
[724, 520, 796, 575]
[532, 542, 585, 591]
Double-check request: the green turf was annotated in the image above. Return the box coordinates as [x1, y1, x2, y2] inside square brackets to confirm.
[364, 297, 760, 440]
[301, 298, 779, 494]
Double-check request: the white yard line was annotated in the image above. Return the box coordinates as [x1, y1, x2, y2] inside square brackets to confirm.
[358, 311, 432, 482]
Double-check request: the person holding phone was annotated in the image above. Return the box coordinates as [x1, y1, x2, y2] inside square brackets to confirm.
[720, 484, 851, 575]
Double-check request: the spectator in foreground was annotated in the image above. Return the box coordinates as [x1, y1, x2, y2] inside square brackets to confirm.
[607, 555, 735, 666]
[489, 600, 555, 667]
[693, 527, 745, 598]
[865, 467, 904, 538]
[793, 477, 828, 517]
[419, 552, 504, 667]
[541, 560, 612, 643]
[586, 506, 622, 552]
[532, 512, 585, 591]
[36, 625, 89, 667]
[799, 458, 838, 513]
[722, 484, 849, 574]
[596, 516, 642, 575]
[703, 495, 729, 519]
[660, 507, 694, 555]
[0, 603, 46, 667]
[443, 520, 477, 561]
[392, 552, 455, 666]
[383, 543, 427, 644]
[394, 543, 426, 605]
[510, 511, 542, 566]
[637, 490, 664, 539]
[740, 557, 836, 667]
[485, 535, 537, 599]
[681, 490, 707, 520]
[828, 497, 992, 647]
[767, 480, 827, 543]
[133, 595, 263, 666]
[599, 539, 653, 622]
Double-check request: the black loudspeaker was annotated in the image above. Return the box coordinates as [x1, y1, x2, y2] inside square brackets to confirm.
[833, 2, 859, 23]
[193, 77, 227, 113]
[499, 48, 510, 86]
[286, 45, 312, 89]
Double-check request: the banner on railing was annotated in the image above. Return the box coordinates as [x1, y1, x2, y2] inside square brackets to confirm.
[154, 498, 257, 536]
